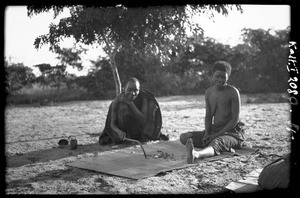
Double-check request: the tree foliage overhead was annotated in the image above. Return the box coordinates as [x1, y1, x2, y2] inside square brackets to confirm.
[28, 5, 241, 51]
[55, 47, 84, 71]
[27, 4, 242, 95]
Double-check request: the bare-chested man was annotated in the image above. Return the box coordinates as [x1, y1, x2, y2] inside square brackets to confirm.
[180, 61, 245, 163]
[99, 77, 168, 145]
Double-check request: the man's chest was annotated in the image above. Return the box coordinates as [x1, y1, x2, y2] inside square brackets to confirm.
[209, 92, 231, 109]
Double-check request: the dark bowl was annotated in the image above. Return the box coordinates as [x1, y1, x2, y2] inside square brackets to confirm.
[58, 139, 69, 146]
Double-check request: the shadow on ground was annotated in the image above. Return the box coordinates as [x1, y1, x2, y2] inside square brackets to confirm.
[6, 166, 115, 193]
[6, 141, 136, 168]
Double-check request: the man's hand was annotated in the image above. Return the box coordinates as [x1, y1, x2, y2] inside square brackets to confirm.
[203, 133, 210, 142]
[117, 131, 126, 141]
[202, 132, 211, 144]
[203, 134, 218, 145]
[119, 94, 133, 105]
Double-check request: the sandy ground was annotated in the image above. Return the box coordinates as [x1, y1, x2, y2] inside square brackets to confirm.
[5, 93, 291, 194]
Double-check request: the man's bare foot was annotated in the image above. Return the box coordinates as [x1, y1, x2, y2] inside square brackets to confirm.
[186, 138, 195, 164]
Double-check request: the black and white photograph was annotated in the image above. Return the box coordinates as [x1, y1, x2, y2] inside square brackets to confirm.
[4, 3, 298, 194]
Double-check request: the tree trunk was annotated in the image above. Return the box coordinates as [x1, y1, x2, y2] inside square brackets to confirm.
[100, 33, 122, 96]
[110, 56, 122, 96]
[57, 83, 60, 103]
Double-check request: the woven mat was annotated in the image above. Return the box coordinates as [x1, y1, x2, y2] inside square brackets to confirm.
[68, 140, 257, 180]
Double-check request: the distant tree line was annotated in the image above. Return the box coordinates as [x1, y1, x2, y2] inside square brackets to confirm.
[5, 5, 290, 105]
[5, 26, 290, 105]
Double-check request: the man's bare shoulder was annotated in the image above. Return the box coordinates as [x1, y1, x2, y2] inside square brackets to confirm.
[225, 85, 241, 102]
[205, 85, 238, 94]
[226, 85, 240, 95]
[205, 86, 215, 95]
[111, 93, 124, 107]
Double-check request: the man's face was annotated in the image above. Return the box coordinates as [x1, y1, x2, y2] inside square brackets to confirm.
[124, 81, 140, 101]
[212, 70, 229, 90]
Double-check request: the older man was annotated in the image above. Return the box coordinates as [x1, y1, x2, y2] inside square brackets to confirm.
[99, 77, 168, 145]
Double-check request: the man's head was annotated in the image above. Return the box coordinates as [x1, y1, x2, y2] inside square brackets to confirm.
[124, 77, 140, 101]
[211, 61, 232, 90]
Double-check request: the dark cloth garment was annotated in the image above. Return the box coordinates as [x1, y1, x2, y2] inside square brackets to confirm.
[258, 153, 290, 190]
[208, 135, 241, 155]
[179, 121, 245, 154]
[209, 121, 245, 142]
[99, 89, 163, 145]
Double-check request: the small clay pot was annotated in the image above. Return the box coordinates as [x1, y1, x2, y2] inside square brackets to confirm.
[70, 136, 78, 150]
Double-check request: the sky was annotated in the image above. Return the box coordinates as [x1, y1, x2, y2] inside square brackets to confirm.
[4, 5, 290, 76]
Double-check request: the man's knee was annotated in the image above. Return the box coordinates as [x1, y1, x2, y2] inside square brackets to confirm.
[180, 132, 192, 145]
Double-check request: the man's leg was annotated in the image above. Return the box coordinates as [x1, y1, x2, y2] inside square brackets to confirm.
[208, 135, 241, 155]
[186, 138, 215, 163]
[180, 131, 205, 148]
[186, 135, 241, 164]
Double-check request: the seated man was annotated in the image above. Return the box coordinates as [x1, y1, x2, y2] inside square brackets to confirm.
[99, 77, 168, 145]
[180, 61, 245, 163]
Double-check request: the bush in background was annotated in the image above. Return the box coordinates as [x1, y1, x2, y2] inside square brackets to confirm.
[6, 83, 90, 106]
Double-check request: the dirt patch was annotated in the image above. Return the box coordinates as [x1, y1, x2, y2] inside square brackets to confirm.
[5, 94, 291, 194]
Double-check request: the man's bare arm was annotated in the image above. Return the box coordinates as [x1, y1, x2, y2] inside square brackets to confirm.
[110, 99, 126, 140]
[204, 90, 212, 136]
